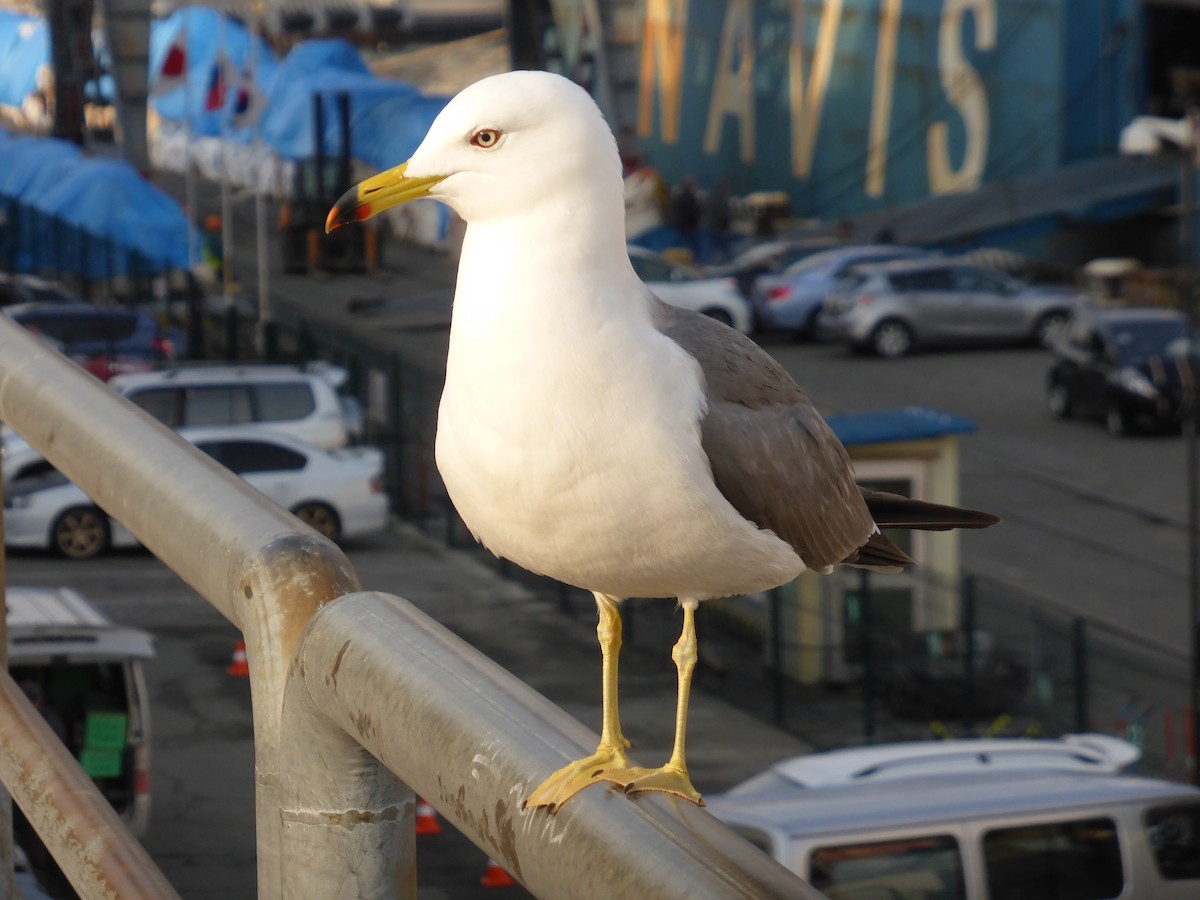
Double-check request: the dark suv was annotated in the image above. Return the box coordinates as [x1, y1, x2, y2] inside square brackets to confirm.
[1046, 307, 1192, 436]
[6, 303, 182, 380]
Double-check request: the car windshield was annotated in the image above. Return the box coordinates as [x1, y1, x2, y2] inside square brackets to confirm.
[1108, 320, 1190, 363]
[783, 249, 845, 276]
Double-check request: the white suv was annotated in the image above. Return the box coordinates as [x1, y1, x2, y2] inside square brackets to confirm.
[108, 363, 363, 450]
[709, 735, 1200, 898]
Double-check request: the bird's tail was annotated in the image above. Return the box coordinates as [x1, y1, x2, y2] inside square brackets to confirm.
[843, 489, 999, 572]
[860, 488, 1000, 531]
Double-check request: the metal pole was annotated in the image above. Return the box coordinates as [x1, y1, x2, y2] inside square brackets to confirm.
[218, 15, 237, 360]
[1072, 617, 1088, 734]
[963, 575, 976, 734]
[1183, 107, 1199, 785]
[859, 570, 875, 743]
[0, 439, 13, 900]
[251, 5, 272, 357]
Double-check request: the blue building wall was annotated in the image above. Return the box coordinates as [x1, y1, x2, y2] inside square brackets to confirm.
[635, 0, 1143, 223]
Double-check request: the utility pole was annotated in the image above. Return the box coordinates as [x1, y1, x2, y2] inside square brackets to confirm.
[46, 0, 96, 146]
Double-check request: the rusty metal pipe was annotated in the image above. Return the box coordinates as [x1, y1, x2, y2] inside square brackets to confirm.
[282, 592, 820, 899]
[0, 669, 181, 899]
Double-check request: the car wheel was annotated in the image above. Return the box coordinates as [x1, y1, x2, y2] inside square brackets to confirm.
[1034, 311, 1069, 347]
[1047, 383, 1072, 419]
[795, 309, 821, 342]
[701, 308, 735, 328]
[1106, 401, 1133, 437]
[870, 320, 913, 359]
[292, 502, 342, 540]
[52, 507, 110, 560]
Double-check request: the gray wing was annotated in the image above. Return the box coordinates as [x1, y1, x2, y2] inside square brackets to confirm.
[651, 297, 882, 572]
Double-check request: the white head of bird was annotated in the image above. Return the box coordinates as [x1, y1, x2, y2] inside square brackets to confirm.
[328, 71, 625, 241]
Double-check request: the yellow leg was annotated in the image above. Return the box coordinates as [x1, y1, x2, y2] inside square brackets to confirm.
[524, 593, 633, 811]
[599, 600, 704, 806]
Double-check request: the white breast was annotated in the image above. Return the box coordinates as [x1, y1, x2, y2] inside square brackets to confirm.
[435, 227, 805, 600]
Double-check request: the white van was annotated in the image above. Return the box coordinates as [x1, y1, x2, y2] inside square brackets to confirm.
[8, 586, 155, 836]
[707, 735, 1200, 899]
[108, 362, 363, 450]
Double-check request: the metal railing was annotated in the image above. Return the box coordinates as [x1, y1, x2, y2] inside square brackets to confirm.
[0, 319, 815, 897]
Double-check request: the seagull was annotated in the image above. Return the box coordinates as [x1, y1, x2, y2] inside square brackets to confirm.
[326, 70, 998, 812]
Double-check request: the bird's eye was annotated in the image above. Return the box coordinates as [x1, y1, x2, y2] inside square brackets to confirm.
[470, 129, 501, 149]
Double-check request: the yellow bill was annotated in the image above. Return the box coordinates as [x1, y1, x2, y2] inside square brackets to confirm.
[325, 161, 446, 233]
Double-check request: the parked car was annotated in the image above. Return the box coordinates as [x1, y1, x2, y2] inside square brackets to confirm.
[0, 273, 80, 307]
[628, 245, 754, 333]
[7, 585, 156, 837]
[6, 302, 182, 380]
[817, 258, 1089, 358]
[751, 244, 932, 337]
[880, 628, 1029, 719]
[3, 427, 390, 559]
[1047, 307, 1192, 436]
[701, 236, 840, 299]
[109, 363, 363, 450]
[708, 735, 1200, 899]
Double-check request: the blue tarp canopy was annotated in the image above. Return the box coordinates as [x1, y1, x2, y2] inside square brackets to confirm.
[37, 159, 190, 269]
[0, 9, 448, 171]
[0, 140, 192, 276]
[0, 138, 82, 198]
[0, 12, 46, 108]
[255, 39, 445, 167]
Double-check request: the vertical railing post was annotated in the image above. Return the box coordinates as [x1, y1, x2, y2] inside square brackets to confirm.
[963, 575, 977, 734]
[1073, 617, 1089, 733]
[769, 586, 785, 727]
[0, 441, 14, 897]
[860, 569, 875, 744]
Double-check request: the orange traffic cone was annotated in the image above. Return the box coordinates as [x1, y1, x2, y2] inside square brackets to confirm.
[415, 798, 442, 836]
[480, 858, 515, 888]
[226, 641, 250, 677]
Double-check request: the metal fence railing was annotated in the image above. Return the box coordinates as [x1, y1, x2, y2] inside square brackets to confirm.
[0, 314, 814, 897]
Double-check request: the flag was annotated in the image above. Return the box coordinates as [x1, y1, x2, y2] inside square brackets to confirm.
[204, 56, 229, 112]
[230, 67, 263, 129]
[151, 31, 187, 97]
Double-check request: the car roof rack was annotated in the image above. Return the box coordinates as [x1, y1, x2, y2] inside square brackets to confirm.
[773, 734, 1141, 788]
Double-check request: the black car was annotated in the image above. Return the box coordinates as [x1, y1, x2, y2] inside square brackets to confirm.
[1047, 308, 1192, 436]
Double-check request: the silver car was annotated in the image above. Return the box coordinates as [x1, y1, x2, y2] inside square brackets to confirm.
[818, 259, 1090, 358]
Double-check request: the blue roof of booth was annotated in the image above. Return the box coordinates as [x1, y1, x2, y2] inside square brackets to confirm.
[826, 407, 978, 447]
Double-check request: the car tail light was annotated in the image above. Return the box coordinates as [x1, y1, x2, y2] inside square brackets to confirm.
[370, 473, 385, 494]
[767, 287, 790, 303]
[855, 294, 878, 307]
[151, 336, 176, 360]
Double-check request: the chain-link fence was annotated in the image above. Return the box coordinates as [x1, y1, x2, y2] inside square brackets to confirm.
[0, 194, 212, 367]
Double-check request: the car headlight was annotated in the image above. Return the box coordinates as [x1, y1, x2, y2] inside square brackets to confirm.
[1114, 368, 1159, 399]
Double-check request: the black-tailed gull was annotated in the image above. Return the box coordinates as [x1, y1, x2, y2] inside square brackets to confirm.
[326, 70, 998, 812]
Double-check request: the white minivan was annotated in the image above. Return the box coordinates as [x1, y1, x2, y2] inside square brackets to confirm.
[707, 735, 1200, 899]
[8, 586, 155, 837]
[108, 362, 363, 449]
